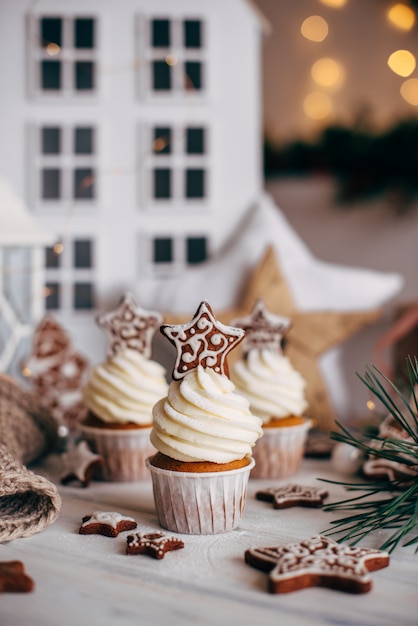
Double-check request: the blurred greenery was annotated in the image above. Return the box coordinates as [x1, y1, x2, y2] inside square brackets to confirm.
[264, 119, 418, 213]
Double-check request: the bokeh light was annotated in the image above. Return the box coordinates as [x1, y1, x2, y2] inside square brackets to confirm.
[387, 3, 416, 31]
[318, 0, 347, 8]
[301, 16, 329, 42]
[311, 58, 344, 88]
[46, 43, 60, 56]
[53, 241, 64, 254]
[165, 54, 178, 66]
[303, 92, 333, 120]
[387, 50, 416, 77]
[400, 78, 418, 105]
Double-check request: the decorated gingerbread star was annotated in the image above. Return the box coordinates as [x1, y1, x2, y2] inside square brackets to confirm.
[60, 441, 104, 487]
[97, 291, 162, 357]
[245, 535, 389, 594]
[126, 532, 184, 559]
[256, 484, 329, 509]
[232, 299, 291, 355]
[161, 300, 245, 380]
[79, 511, 137, 537]
[0, 561, 34, 593]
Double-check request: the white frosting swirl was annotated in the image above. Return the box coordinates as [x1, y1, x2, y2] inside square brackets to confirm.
[231, 349, 307, 424]
[150, 366, 263, 463]
[83, 348, 168, 425]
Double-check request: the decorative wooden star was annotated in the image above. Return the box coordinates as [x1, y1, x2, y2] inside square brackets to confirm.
[126, 532, 184, 559]
[97, 291, 162, 357]
[60, 441, 104, 487]
[232, 299, 291, 355]
[0, 561, 34, 593]
[255, 484, 329, 509]
[161, 300, 245, 380]
[245, 535, 389, 594]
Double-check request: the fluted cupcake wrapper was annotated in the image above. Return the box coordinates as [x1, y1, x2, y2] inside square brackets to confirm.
[251, 419, 312, 479]
[146, 457, 255, 534]
[79, 424, 155, 481]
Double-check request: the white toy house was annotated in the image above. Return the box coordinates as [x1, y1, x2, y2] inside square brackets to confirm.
[0, 0, 266, 365]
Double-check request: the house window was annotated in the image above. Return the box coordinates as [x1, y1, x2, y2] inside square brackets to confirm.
[45, 246, 60, 268]
[74, 240, 92, 268]
[187, 237, 207, 264]
[153, 238, 173, 263]
[74, 282, 94, 309]
[37, 125, 96, 203]
[45, 282, 60, 310]
[29, 16, 97, 97]
[148, 125, 208, 203]
[140, 17, 205, 96]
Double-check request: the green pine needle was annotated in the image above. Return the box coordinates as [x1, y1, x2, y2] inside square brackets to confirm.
[321, 357, 418, 553]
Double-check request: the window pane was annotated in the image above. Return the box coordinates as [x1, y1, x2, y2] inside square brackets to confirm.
[153, 60, 171, 90]
[42, 128, 61, 154]
[45, 282, 60, 310]
[75, 127, 94, 154]
[186, 169, 204, 198]
[153, 127, 171, 154]
[45, 246, 60, 268]
[75, 61, 94, 90]
[41, 18, 62, 48]
[152, 19, 170, 47]
[74, 283, 94, 309]
[185, 61, 202, 90]
[187, 237, 207, 264]
[74, 240, 92, 268]
[186, 128, 204, 154]
[74, 168, 94, 199]
[75, 18, 94, 49]
[184, 20, 201, 48]
[153, 238, 172, 263]
[41, 60, 61, 89]
[42, 169, 60, 199]
[154, 169, 171, 199]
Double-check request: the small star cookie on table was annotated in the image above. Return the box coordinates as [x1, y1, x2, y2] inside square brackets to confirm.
[0, 561, 34, 593]
[126, 532, 184, 559]
[79, 511, 137, 537]
[255, 484, 329, 509]
[245, 535, 389, 594]
[60, 441, 104, 487]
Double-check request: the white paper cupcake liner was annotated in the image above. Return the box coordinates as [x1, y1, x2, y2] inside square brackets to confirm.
[251, 419, 312, 479]
[146, 457, 255, 534]
[79, 424, 155, 481]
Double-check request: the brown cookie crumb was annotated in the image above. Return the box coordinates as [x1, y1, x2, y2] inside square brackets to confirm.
[79, 511, 137, 537]
[0, 561, 35, 593]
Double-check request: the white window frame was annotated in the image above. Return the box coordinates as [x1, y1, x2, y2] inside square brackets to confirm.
[30, 123, 98, 210]
[135, 15, 207, 100]
[26, 13, 99, 99]
[139, 232, 210, 277]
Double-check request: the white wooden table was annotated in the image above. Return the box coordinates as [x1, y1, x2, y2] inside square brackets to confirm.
[1, 457, 416, 626]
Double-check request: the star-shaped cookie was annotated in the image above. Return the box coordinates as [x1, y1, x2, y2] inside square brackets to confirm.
[79, 511, 137, 537]
[0, 561, 34, 593]
[161, 300, 245, 380]
[232, 299, 291, 355]
[126, 531, 184, 559]
[245, 535, 389, 594]
[256, 484, 329, 509]
[60, 441, 104, 487]
[97, 291, 162, 357]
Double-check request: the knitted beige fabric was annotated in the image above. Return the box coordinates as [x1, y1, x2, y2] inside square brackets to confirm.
[0, 374, 61, 542]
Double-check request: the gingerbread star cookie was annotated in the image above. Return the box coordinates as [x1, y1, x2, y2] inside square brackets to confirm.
[245, 535, 389, 594]
[0, 561, 34, 593]
[126, 532, 184, 559]
[161, 300, 245, 380]
[232, 299, 291, 355]
[256, 484, 329, 509]
[79, 511, 137, 537]
[97, 291, 162, 357]
[60, 441, 104, 487]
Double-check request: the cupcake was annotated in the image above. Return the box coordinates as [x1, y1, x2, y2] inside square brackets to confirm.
[231, 300, 311, 479]
[80, 292, 168, 481]
[146, 300, 263, 534]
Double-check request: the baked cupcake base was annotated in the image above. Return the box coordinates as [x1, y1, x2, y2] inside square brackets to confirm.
[79, 419, 155, 482]
[251, 417, 312, 479]
[146, 454, 255, 534]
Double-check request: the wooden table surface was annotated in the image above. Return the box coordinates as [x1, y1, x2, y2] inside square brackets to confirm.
[1, 456, 416, 626]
